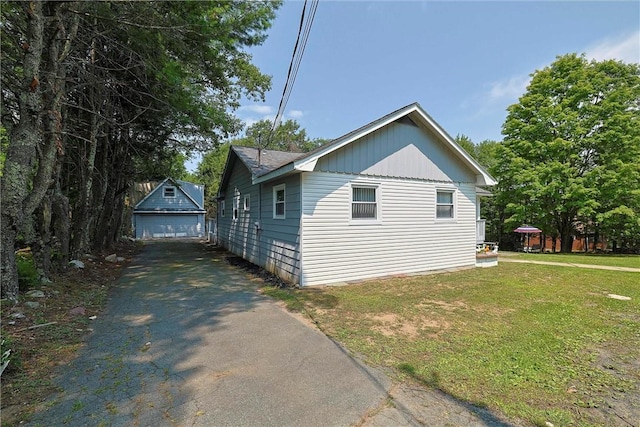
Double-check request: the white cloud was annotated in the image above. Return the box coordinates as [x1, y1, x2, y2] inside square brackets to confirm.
[487, 74, 531, 104]
[237, 104, 307, 135]
[287, 109, 304, 119]
[585, 30, 640, 64]
[238, 104, 275, 115]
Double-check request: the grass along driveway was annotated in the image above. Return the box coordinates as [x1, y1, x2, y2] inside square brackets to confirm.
[265, 263, 640, 426]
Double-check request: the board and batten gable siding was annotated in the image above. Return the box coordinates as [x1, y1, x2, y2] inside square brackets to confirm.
[217, 159, 302, 284]
[315, 119, 476, 183]
[300, 171, 477, 286]
[136, 181, 200, 211]
[176, 180, 205, 208]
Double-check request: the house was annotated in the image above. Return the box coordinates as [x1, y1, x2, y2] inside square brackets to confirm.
[132, 178, 206, 239]
[216, 103, 497, 286]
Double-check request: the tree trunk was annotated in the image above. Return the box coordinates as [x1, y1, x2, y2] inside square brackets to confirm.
[24, 2, 77, 218]
[560, 230, 573, 253]
[70, 26, 100, 258]
[51, 187, 71, 268]
[28, 1, 79, 281]
[71, 111, 100, 257]
[32, 194, 53, 280]
[0, 1, 45, 300]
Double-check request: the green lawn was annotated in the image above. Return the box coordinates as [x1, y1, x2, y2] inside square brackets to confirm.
[503, 252, 640, 269]
[264, 264, 640, 427]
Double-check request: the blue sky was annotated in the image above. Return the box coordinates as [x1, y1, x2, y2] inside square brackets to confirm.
[189, 1, 639, 170]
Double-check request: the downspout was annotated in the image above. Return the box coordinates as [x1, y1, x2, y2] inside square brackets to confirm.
[257, 180, 262, 265]
[299, 173, 304, 287]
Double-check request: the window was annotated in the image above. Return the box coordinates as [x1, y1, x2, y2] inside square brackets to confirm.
[233, 196, 239, 220]
[352, 185, 378, 220]
[436, 190, 455, 219]
[243, 194, 250, 211]
[220, 200, 225, 217]
[163, 186, 176, 198]
[273, 184, 285, 219]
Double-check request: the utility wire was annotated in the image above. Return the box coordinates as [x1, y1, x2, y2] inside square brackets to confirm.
[266, 0, 319, 147]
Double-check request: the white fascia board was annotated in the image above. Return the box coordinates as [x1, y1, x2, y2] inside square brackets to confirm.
[253, 105, 419, 184]
[477, 174, 498, 186]
[134, 178, 170, 209]
[412, 107, 497, 187]
[294, 106, 419, 173]
[294, 158, 317, 172]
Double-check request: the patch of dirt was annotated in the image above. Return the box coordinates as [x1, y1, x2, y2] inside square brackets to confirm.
[0, 240, 141, 426]
[588, 346, 640, 426]
[368, 313, 450, 339]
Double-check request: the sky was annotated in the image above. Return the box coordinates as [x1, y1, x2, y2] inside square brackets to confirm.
[188, 1, 639, 170]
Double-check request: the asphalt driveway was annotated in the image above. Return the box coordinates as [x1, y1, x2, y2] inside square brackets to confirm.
[27, 240, 517, 427]
[27, 240, 390, 426]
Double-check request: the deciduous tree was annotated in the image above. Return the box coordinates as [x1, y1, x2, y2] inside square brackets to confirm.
[496, 54, 640, 252]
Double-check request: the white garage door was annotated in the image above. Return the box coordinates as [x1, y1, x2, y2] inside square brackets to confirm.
[135, 214, 201, 239]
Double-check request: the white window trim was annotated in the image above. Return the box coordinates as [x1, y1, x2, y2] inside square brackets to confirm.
[436, 188, 457, 221]
[220, 200, 225, 217]
[273, 184, 286, 219]
[233, 195, 240, 221]
[243, 194, 250, 212]
[163, 186, 176, 198]
[349, 182, 381, 225]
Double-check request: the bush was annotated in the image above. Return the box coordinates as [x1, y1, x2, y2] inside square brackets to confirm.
[16, 250, 39, 292]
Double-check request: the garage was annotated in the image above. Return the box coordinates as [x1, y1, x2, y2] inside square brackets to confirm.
[134, 213, 203, 239]
[132, 178, 206, 240]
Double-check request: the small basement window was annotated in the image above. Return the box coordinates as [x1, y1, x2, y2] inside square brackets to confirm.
[352, 185, 378, 220]
[273, 184, 285, 219]
[436, 190, 455, 219]
[163, 186, 176, 198]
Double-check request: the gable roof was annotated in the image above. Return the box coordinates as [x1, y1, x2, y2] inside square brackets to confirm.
[133, 178, 205, 211]
[233, 145, 306, 177]
[218, 146, 306, 196]
[219, 102, 497, 190]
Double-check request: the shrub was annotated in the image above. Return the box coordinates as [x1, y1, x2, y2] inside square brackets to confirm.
[16, 250, 39, 292]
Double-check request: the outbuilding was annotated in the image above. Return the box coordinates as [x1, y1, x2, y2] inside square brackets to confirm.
[133, 178, 206, 239]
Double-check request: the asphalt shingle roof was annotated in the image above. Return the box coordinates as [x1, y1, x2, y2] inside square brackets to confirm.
[232, 146, 306, 177]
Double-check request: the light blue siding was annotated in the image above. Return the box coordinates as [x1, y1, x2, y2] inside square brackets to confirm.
[315, 119, 476, 183]
[260, 174, 301, 282]
[133, 179, 205, 239]
[177, 180, 205, 207]
[217, 160, 302, 284]
[136, 181, 200, 211]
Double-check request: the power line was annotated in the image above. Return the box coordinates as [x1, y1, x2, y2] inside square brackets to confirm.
[267, 0, 319, 147]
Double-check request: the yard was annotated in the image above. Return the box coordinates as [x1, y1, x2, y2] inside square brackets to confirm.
[503, 252, 640, 269]
[265, 258, 640, 426]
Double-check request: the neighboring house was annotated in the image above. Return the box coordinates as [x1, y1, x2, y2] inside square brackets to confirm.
[133, 178, 206, 239]
[216, 102, 497, 286]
